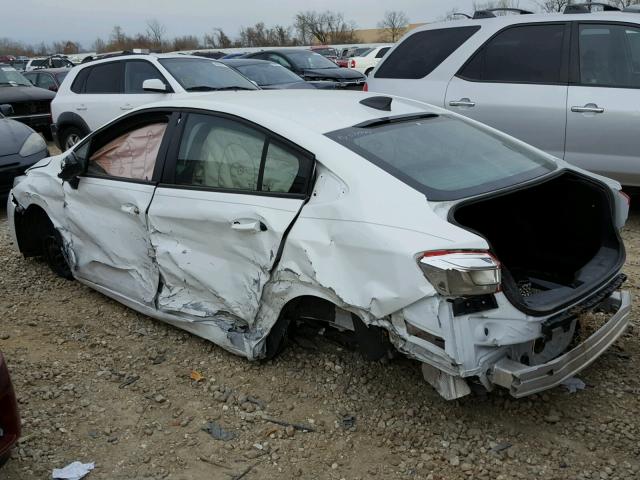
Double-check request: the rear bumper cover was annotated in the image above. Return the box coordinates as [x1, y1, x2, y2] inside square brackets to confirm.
[491, 290, 631, 397]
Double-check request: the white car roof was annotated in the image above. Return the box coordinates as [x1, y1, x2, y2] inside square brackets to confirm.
[415, 11, 640, 33]
[77, 53, 213, 68]
[140, 90, 436, 134]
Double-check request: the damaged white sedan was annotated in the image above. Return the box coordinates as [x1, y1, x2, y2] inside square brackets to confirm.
[7, 90, 632, 399]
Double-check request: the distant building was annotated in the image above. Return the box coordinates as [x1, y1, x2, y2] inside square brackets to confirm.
[352, 23, 427, 43]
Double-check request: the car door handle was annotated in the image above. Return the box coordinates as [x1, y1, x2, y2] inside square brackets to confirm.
[121, 204, 140, 215]
[571, 103, 604, 114]
[231, 219, 267, 232]
[449, 98, 476, 107]
[76, 104, 87, 111]
[120, 104, 134, 111]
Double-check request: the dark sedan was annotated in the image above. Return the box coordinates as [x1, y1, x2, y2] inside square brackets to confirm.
[244, 49, 366, 89]
[0, 351, 20, 467]
[23, 68, 70, 92]
[220, 59, 335, 90]
[0, 65, 55, 138]
[0, 106, 48, 195]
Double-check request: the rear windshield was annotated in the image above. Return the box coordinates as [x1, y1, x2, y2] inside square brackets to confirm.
[287, 51, 337, 69]
[0, 66, 32, 86]
[327, 115, 556, 201]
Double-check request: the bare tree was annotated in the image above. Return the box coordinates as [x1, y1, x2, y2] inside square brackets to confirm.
[610, 0, 638, 8]
[146, 19, 167, 49]
[537, 0, 570, 12]
[473, 0, 521, 14]
[92, 37, 106, 53]
[172, 35, 200, 51]
[294, 11, 359, 45]
[378, 11, 409, 42]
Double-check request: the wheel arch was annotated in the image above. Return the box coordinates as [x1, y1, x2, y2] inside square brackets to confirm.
[55, 112, 91, 148]
[13, 202, 54, 257]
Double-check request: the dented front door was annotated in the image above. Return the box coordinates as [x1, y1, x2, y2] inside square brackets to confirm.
[147, 112, 313, 324]
[63, 178, 159, 306]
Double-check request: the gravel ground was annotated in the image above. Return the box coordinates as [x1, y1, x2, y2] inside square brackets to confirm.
[0, 194, 638, 480]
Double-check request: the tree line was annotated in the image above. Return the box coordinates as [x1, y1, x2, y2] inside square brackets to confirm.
[0, 10, 410, 56]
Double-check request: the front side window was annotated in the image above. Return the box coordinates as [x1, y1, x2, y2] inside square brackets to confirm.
[375, 26, 481, 79]
[327, 115, 556, 201]
[125, 60, 166, 93]
[174, 113, 312, 194]
[85, 62, 123, 93]
[158, 58, 257, 91]
[460, 24, 565, 83]
[85, 114, 169, 181]
[286, 51, 337, 69]
[236, 63, 301, 86]
[579, 24, 640, 88]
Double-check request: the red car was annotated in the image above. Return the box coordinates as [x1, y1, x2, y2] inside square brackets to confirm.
[0, 352, 20, 466]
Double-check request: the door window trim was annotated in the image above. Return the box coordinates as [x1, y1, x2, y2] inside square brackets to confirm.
[72, 108, 179, 185]
[569, 20, 640, 90]
[456, 21, 571, 86]
[159, 108, 316, 199]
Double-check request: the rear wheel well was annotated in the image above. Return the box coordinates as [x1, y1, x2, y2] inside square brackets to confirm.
[264, 295, 392, 361]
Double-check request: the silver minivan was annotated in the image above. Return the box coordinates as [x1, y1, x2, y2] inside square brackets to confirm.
[367, 7, 640, 187]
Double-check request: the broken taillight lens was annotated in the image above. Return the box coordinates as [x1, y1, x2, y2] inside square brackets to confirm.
[418, 250, 501, 296]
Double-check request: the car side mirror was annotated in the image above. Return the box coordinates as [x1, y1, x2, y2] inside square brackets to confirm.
[0, 104, 14, 116]
[142, 78, 168, 92]
[58, 151, 85, 189]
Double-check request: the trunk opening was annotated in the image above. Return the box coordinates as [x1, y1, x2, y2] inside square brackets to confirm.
[451, 171, 624, 315]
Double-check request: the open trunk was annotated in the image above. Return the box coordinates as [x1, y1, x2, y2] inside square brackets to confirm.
[452, 171, 624, 315]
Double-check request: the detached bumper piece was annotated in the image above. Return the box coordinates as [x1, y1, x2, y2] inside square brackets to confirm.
[491, 290, 631, 398]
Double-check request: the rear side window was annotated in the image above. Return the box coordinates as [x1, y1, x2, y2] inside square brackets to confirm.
[459, 24, 566, 84]
[71, 67, 90, 93]
[327, 115, 556, 201]
[375, 26, 480, 79]
[173, 113, 312, 195]
[375, 47, 390, 59]
[84, 62, 123, 93]
[579, 24, 640, 88]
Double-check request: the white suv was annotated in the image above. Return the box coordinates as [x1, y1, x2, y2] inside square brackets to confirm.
[346, 45, 392, 76]
[367, 6, 640, 187]
[51, 53, 258, 150]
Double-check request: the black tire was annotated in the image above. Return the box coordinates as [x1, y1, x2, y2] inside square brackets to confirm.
[59, 126, 85, 151]
[42, 229, 73, 279]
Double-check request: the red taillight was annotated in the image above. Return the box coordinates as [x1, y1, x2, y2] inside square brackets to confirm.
[350, 59, 355, 68]
[620, 190, 631, 206]
[363, 83, 368, 92]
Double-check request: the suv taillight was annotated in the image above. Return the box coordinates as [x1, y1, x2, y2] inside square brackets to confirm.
[418, 250, 501, 296]
[350, 59, 356, 68]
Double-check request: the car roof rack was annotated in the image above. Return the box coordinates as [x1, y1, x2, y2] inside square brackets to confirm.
[452, 12, 472, 19]
[81, 50, 150, 64]
[564, 3, 621, 14]
[472, 8, 534, 19]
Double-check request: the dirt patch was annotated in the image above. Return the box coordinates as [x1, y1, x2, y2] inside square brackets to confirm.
[0, 202, 638, 479]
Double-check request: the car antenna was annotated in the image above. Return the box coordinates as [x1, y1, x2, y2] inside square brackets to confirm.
[360, 96, 393, 112]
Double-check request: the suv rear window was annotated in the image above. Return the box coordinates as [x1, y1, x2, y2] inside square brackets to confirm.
[459, 24, 566, 84]
[327, 115, 556, 201]
[375, 26, 480, 79]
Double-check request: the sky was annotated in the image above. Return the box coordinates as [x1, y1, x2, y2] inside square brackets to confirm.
[4, 0, 541, 48]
